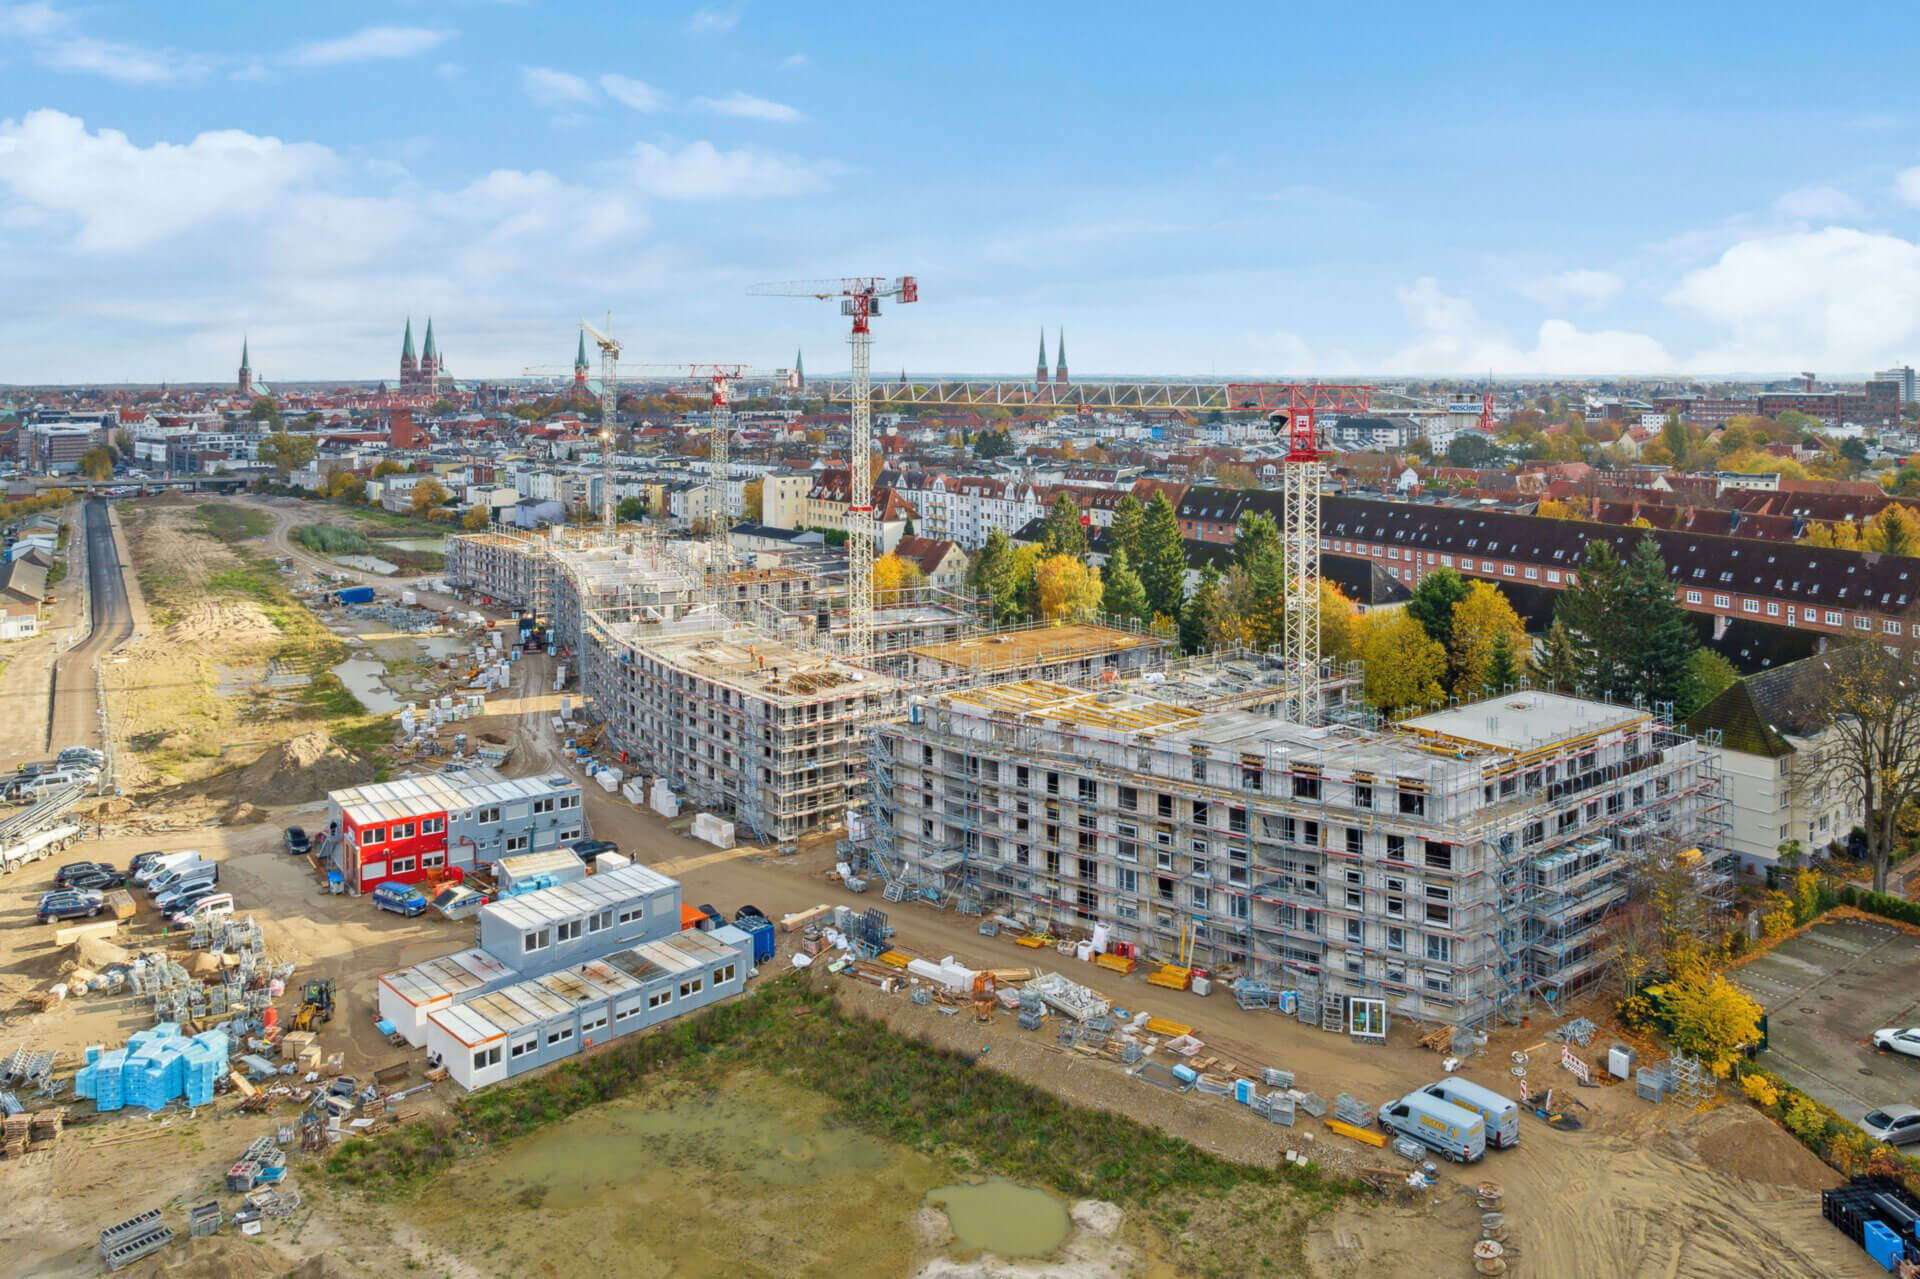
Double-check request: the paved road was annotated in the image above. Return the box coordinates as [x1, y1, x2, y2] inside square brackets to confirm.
[47, 497, 134, 756]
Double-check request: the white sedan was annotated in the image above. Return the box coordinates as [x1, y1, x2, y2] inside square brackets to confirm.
[1874, 1027, 1920, 1058]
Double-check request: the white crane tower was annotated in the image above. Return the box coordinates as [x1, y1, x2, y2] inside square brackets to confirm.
[749, 276, 918, 659]
[579, 318, 622, 530]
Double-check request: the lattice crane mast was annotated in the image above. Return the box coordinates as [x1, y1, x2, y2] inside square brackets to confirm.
[579, 319, 623, 530]
[632, 363, 782, 588]
[748, 276, 918, 658]
[1236, 384, 1372, 723]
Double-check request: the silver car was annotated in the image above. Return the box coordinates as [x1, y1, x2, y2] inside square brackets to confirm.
[1863, 1104, 1920, 1147]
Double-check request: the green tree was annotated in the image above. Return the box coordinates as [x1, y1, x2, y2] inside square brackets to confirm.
[1040, 492, 1089, 561]
[1180, 563, 1222, 653]
[246, 396, 281, 425]
[616, 496, 650, 522]
[1680, 648, 1739, 718]
[258, 431, 317, 481]
[1553, 537, 1699, 707]
[429, 398, 456, 416]
[1406, 567, 1470, 684]
[1109, 495, 1144, 565]
[974, 429, 1015, 460]
[1660, 414, 1689, 466]
[1483, 630, 1521, 692]
[1446, 434, 1500, 468]
[1531, 618, 1581, 692]
[967, 528, 1023, 625]
[1100, 546, 1149, 624]
[1136, 493, 1188, 624]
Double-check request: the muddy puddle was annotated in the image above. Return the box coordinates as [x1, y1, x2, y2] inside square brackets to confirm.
[330, 657, 405, 713]
[409, 1071, 948, 1277]
[929, 1178, 1073, 1257]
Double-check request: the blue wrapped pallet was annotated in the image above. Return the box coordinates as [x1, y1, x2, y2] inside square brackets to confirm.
[1233, 1079, 1255, 1105]
[1865, 1220, 1903, 1271]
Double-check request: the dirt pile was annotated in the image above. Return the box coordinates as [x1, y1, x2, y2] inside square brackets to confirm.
[1691, 1103, 1834, 1190]
[235, 730, 377, 805]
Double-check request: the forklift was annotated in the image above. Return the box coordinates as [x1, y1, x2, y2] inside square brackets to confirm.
[291, 979, 336, 1033]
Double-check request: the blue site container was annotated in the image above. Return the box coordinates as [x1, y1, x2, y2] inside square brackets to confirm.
[335, 586, 376, 606]
[1866, 1220, 1903, 1272]
[734, 915, 775, 965]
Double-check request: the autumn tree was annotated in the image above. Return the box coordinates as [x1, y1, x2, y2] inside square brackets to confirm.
[77, 447, 114, 480]
[326, 472, 367, 502]
[1450, 580, 1528, 697]
[258, 431, 317, 480]
[1356, 610, 1447, 713]
[1033, 554, 1101, 622]
[409, 477, 449, 516]
[1863, 504, 1920, 556]
[1319, 580, 1359, 663]
[1099, 546, 1149, 624]
[1136, 493, 1188, 624]
[1535, 498, 1579, 520]
[742, 479, 763, 524]
[1806, 645, 1920, 892]
[1658, 957, 1764, 1077]
[372, 459, 407, 479]
[871, 552, 925, 605]
[461, 504, 490, 530]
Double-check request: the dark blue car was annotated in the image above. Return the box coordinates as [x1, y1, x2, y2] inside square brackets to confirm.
[371, 883, 428, 917]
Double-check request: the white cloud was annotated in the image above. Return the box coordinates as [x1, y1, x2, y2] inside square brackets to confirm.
[781, 53, 808, 68]
[0, 109, 333, 252]
[600, 73, 666, 112]
[628, 140, 834, 198]
[1773, 184, 1862, 221]
[1386, 276, 1670, 374]
[692, 92, 803, 123]
[521, 66, 594, 106]
[1896, 167, 1920, 209]
[688, 7, 738, 34]
[1517, 268, 1623, 308]
[1668, 227, 1920, 371]
[2, 3, 212, 84]
[288, 26, 451, 67]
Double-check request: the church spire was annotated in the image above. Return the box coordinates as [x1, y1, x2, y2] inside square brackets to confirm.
[401, 317, 416, 363]
[1036, 328, 1048, 384]
[1055, 327, 1068, 385]
[240, 337, 250, 372]
[422, 317, 437, 361]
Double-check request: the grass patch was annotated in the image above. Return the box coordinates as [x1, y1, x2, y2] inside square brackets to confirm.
[192, 502, 274, 544]
[46, 560, 66, 588]
[293, 524, 373, 556]
[326, 978, 1356, 1254]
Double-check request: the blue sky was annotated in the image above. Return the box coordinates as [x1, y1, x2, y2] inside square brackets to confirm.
[4, 1, 1920, 383]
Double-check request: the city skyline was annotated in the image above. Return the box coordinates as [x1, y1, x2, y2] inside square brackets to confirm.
[4, 3, 1920, 382]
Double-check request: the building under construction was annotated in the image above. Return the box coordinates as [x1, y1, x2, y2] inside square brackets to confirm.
[872, 674, 1729, 1028]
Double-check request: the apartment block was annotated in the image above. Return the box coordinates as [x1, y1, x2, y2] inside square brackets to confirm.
[874, 679, 1727, 1029]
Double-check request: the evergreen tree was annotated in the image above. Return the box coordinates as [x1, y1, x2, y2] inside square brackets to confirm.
[1621, 535, 1700, 710]
[1137, 493, 1189, 623]
[1232, 511, 1282, 572]
[1040, 492, 1089, 560]
[968, 528, 1023, 624]
[1552, 541, 1631, 698]
[1483, 630, 1521, 693]
[1406, 566, 1470, 654]
[1100, 546, 1149, 624]
[1109, 495, 1145, 564]
[1532, 619, 1581, 692]
[1180, 563, 1222, 654]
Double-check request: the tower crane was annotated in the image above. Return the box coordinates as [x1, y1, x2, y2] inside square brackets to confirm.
[579, 318, 622, 531]
[631, 363, 784, 589]
[748, 276, 918, 659]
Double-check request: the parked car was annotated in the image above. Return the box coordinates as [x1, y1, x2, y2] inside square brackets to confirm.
[371, 883, 428, 917]
[158, 880, 221, 914]
[1863, 1104, 1920, 1147]
[37, 890, 103, 923]
[54, 861, 116, 888]
[169, 893, 233, 928]
[146, 861, 215, 898]
[285, 826, 311, 856]
[1874, 1028, 1920, 1058]
[126, 851, 168, 878]
[429, 884, 487, 920]
[60, 865, 126, 892]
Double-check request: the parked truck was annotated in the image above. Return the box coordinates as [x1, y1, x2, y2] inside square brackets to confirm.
[0, 822, 83, 876]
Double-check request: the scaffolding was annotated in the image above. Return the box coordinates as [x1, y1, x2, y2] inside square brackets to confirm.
[872, 677, 1733, 1029]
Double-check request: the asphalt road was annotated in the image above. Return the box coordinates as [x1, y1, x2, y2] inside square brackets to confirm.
[46, 497, 133, 757]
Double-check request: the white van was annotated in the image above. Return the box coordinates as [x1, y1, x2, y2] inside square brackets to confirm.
[145, 859, 211, 898]
[1422, 1078, 1521, 1148]
[135, 851, 202, 888]
[1380, 1090, 1486, 1162]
